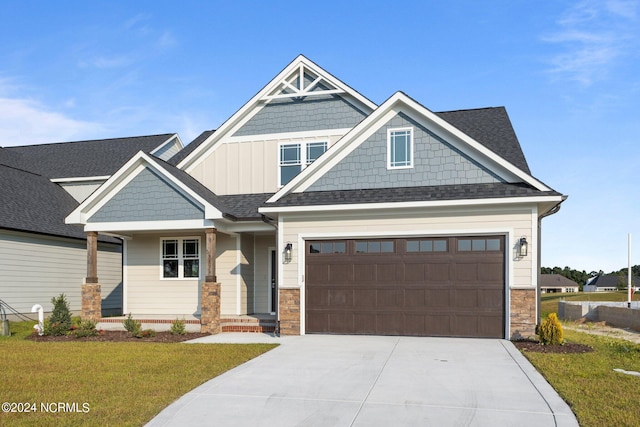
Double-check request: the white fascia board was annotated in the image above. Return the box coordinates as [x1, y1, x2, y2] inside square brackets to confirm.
[51, 176, 111, 183]
[223, 128, 353, 144]
[259, 195, 566, 215]
[221, 222, 275, 233]
[84, 219, 217, 233]
[150, 133, 183, 155]
[179, 55, 377, 172]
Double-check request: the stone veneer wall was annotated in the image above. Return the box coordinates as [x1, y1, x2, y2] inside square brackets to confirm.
[81, 284, 102, 322]
[510, 289, 537, 339]
[201, 282, 221, 334]
[279, 289, 300, 335]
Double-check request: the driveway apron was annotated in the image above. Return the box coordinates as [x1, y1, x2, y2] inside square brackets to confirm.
[147, 335, 578, 427]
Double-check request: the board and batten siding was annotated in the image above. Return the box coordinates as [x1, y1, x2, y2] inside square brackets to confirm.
[125, 231, 243, 316]
[59, 181, 106, 203]
[280, 206, 537, 291]
[0, 229, 122, 315]
[189, 132, 347, 195]
[240, 234, 255, 314]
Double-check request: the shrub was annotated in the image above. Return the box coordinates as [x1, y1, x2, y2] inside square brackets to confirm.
[73, 319, 99, 338]
[539, 313, 564, 345]
[169, 318, 187, 335]
[140, 329, 156, 338]
[45, 294, 72, 336]
[123, 313, 142, 338]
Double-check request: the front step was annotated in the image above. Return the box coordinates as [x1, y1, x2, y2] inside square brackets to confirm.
[221, 316, 276, 333]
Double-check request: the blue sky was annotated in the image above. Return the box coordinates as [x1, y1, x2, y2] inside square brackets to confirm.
[1, 1, 638, 272]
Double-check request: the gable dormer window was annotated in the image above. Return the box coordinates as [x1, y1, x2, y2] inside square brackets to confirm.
[279, 141, 327, 186]
[387, 127, 413, 169]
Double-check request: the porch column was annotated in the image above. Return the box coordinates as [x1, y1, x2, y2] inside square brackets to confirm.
[82, 231, 102, 322]
[201, 228, 221, 334]
[205, 227, 217, 282]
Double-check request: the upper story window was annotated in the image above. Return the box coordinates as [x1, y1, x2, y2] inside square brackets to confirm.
[161, 237, 200, 279]
[387, 127, 413, 169]
[279, 141, 327, 186]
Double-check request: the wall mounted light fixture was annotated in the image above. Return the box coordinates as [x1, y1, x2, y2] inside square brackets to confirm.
[284, 242, 293, 263]
[518, 237, 528, 257]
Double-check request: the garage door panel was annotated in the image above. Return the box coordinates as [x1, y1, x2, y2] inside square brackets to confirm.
[405, 289, 426, 307]
[328, 264, 353, 283]
[404, 314, 426, 336]
[478, 262, 504, 281]
[328, 289, 353, 307]
[425, 288, 450, 307]
[329, 313, 353, 334]
[306, 264, 329, 284]
[425, 263, 451, 282]
[306, 236, 505, 338]
[452, 263, 479, 282]
[377, 289, 403, 308]
[376, 264, 399, 282]
[354, 313, 377, 334]
[306, 312, 329, 333]
[354, 264, 375, 282]
[425, 314, 452, 336]
[405, 263, 426, 282]
[477, 289, 504, 308]
[354, 289, 376, 307]
[377, 313, 403, 335]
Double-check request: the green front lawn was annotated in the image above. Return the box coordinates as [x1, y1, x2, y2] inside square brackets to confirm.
[521, 328, 640, 427]
[0, 322, 276, 426]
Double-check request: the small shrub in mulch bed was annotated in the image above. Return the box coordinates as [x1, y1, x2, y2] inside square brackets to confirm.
[512, 340, 593, 354]
[27, 330, 210, 343]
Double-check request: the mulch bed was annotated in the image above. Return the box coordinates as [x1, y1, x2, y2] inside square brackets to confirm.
[27, 331, 210, 343]
[512, 340, 593, 354]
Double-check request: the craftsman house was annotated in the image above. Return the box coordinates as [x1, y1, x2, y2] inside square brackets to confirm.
[66, 55, 566, 339]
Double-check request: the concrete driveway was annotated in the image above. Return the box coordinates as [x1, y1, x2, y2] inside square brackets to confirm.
[147, 335, 578, 427]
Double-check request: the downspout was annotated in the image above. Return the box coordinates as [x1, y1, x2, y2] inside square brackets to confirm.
[537, 201, 565, 328]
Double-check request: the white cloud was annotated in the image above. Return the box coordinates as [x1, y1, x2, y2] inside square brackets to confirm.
[543, 0, 639, 85]
[0, 97, 102, 147]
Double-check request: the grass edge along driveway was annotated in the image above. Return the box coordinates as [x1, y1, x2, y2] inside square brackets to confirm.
[0, 322, 277, 427]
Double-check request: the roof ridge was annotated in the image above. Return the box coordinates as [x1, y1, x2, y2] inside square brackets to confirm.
[0, 162, 44, 178]
[7, 133, 176, 148]
[436, 106, 505, 114]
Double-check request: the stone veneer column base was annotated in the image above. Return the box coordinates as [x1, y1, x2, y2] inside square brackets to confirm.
[81, 283, 102, 322]
[510, 288, 537, 339]
[279, 288, 300, 335]
[201, 282, 221, 334]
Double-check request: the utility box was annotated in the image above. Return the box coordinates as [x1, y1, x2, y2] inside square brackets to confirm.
[1, 319, 9, 337]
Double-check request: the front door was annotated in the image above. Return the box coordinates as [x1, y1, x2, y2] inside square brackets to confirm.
[270, 249, 277, 314]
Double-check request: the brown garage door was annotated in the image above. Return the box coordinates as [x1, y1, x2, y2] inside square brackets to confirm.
[305, 236, 505, 338]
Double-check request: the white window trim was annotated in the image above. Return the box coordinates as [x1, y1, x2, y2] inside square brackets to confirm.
[159, 236, 202, 280]
[387, 127, 414, 170]
[278, 141, 328, 187]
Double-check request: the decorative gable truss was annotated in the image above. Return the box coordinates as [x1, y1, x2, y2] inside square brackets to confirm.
[177, 55, 377, 173]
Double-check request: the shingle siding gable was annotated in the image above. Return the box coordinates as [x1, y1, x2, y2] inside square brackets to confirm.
[88, 168, 204, 223]
[307, 112, 502, 192]
[233, 95, 367, 137]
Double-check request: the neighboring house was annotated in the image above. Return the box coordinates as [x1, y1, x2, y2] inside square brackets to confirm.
[540, 274, 579, 293]
[66, 55, 566, 339]
[584, 274, 640, 292]
[0, 134, 183, 317]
